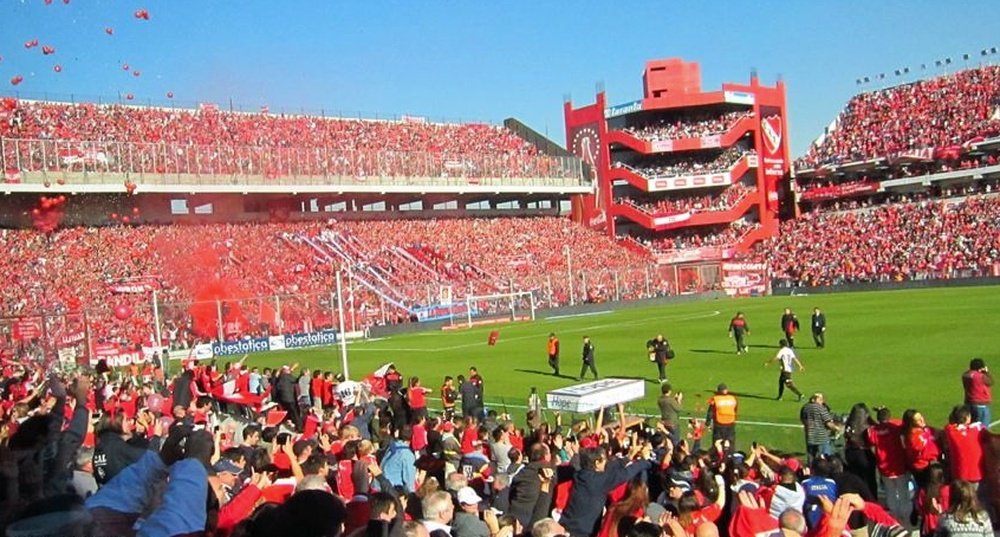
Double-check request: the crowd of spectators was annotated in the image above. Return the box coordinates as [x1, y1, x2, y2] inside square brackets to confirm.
[747, 194, 1000, 287]
[0, 217, 656, 353]
[623, 111, 753, 142]
[0, 99, 573, 179]
[2, 332, 997, 537]
[644, 222, 758, 253]
[620, 184, 753, 217]
[798, 65, 1000, 168]
[624, 147, 754, 180]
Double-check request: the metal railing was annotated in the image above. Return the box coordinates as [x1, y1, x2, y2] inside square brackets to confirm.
[1, 137, 588, 187]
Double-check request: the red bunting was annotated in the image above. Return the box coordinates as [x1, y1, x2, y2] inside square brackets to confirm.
[41, 45, 56, 55]
[134, 9, 150, 20]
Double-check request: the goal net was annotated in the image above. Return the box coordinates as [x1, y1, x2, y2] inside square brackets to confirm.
[452, 291, 536, 328]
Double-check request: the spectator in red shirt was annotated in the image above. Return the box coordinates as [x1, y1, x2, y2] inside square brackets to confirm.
[943, 405, 986, 484]
[866, 406, 911, 524]
[902, 409, 941, 486]
[962, 358, 993, 426]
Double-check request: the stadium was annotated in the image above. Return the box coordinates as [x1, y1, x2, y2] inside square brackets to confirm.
[1, 4, 999, 537]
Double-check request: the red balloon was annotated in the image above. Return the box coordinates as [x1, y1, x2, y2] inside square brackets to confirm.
[10, 75, 23, 86]
[113, 304, 133, 320]
[56, 178, 65, 186]
[147, 393, 164, 413]
[134, 9, 150, 20]
[105, 27, 114, 35]
[110, 213, 118, 220]
[53, 65, 62, 73]
[31, 208, 40, 216]
[166, 91, 174, 99]
[62, 0, 70, 4]
[122, 63, 130, 71]
[132, 207, 140, 214]
[132, 70, 141, 77]
[44, 0, 53, 4]
[42, 45, 56, 55]
[43, 180, 51, 188]
[125, 94, 134, 100]
[121, 216, 131, 224]
[57, 195, 66, 203]
[24, 40, 38, 49]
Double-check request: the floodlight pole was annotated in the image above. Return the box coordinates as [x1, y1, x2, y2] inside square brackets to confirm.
[564, 245, 574, 306]
[152, 290, 165, 375]
[335, 271, 350, 379]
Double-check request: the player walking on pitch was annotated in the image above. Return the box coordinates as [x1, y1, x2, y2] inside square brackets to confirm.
[765, 339, 804, 401]
[728, 312, 750, 354]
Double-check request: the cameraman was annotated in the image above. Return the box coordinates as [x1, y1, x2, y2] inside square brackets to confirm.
[962, 358, 993, 425]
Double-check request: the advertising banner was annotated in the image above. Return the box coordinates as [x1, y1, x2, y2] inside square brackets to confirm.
[651, 140, 674, 153]
[655, 246, 736, 265]
[413, 303, 471, 322]
[800, 181, 880, 201]
[211, 338, 270, 357]
[283, 329, 338, 349]
[721, 262, 770, 297]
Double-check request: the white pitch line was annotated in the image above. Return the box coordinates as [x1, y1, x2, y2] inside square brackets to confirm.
[348, 310, 722, 353]
[545, 311, 614, 321]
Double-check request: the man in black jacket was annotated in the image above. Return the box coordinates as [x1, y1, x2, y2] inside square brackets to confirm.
[780, 308, 800, 348]
[274, 365, 300, 429]
[93, 416, 152, 485]
[561, 444, 652, 537]
[646, 334, 671, 383]
[507, 443, 554, 528]
[578, 336, 598, 381]
[811, 307, 826, 349]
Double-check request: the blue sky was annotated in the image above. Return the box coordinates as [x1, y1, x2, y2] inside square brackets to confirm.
[2, 1, 997, 155]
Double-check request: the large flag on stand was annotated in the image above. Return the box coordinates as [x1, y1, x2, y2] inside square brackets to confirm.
[488, 330, 500, 346]
[361, 363, 393, 399]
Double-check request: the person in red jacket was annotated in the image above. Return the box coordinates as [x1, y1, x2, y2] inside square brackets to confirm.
[944, 405, 986, 484]
[902, 409, 941, 486]
[866, 407, 911, 524]
[962, 358, 993, 426]
[407, 377, 431, 421]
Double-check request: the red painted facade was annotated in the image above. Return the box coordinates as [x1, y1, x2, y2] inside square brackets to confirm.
[564, 58, 791, 261]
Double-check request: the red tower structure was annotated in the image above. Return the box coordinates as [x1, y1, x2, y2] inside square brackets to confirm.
[564, 58, 791, 269]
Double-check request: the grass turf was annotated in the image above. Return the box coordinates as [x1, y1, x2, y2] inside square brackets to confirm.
[239, 285, 1000, 455]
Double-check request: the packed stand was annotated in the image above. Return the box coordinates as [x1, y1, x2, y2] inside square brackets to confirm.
[644, 222, 758, 253]
[624, 111, 753, 142]
[622, 147, 754, 180]
[4, 343, 998, 537]
[620, 184, 753, 217]
[748, 195, 1000, 287]
[0, 217, 655, 352]
[0, 99, 573, 179]
[798, 65, 1000, 168]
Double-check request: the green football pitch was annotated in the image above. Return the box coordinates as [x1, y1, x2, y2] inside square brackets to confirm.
[242, 285, 1000, 456]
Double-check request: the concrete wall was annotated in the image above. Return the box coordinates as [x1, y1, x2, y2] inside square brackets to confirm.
[771, 276, 1000, 296]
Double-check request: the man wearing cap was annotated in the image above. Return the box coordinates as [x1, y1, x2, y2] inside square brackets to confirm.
[212, 458, 243, 504]
[706, 384, 738, 448]
[452, 486, 494, 537]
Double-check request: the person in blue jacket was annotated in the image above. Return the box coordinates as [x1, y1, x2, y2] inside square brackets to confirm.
[380, 425, 417, 493]
[560, 443, 653, 537]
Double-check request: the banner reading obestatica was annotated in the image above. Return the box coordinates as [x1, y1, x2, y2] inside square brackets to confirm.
[284, 329, 338, 349]
[212, 338, 271, 357]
